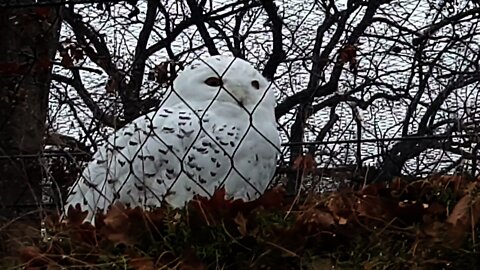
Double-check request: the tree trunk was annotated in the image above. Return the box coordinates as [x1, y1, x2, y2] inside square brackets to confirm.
[0, 2, 61, 218]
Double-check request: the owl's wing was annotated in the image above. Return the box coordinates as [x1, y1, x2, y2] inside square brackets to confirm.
[64, 106, 199, 223]
[172, 115, 280, 203]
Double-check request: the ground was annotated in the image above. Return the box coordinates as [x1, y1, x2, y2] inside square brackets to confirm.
[1, 175, 480, 269]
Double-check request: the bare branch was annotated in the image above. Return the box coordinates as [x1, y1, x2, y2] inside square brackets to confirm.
[261, 0, 285, 80]
[186, 0, 219, 56]
[52, 72, 122, 128]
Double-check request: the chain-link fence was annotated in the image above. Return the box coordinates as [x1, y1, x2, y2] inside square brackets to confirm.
[61, 56, 282, 223]
[1, 0, 480, 222]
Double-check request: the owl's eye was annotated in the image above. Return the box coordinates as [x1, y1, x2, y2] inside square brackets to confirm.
[204, 77, 223, 87]
[251, 80, 260, 90]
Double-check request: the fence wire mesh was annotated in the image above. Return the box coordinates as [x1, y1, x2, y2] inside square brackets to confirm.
[61, 56, 281, 223]
[1, 0, 480, 222]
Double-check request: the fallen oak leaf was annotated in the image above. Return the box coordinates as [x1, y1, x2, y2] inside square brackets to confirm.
[189, 188, 236, 225]
[338, 217, 348, 225]
[144, 207, 167, 227]
[65, 204, 89, 226]
[19, 246, 49, 267]
[326, 193, 354, 221]
[428, 181, 480, 248]
[98, 203, 144, 246]
[446, 181, 480, 232]
[426, 201, 446, 217]
[431, 174, 466, 194]
[255, 185, 286, 209]
[193, 187, 244, 216]
[63, 206, 98, 245]
[129, 256, 155, 270]
[234, 212, 248, 236]
[296, 208, 335, 231]
[292, 153, 316, 174]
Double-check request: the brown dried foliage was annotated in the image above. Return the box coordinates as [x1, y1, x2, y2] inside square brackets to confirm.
[4, 175, 480, 269]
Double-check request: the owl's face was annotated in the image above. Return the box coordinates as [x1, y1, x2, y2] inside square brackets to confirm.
[172, 55, 276, 112]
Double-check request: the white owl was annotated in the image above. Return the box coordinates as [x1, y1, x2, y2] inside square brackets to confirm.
[64, 55, 281, 223]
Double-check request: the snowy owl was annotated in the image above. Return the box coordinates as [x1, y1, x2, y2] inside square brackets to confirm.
[64, 55, 281, 223]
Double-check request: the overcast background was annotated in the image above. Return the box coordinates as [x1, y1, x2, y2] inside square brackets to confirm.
[47, 0, 480, 178]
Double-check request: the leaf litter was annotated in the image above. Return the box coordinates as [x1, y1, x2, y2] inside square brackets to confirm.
[2, 176, 480, 269]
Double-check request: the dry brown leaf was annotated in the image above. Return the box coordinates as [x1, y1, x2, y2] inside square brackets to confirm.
[421, 220, 445, 239]
[60, 50, 74, 67]
[297, 208, 335, 229]
[154, 62, 169, 84]
[338, 44, 356, 63]
[106, 76, 120, 94]
[446, 182, 480, 228]
[315, 211, 335, 227]
[256, 185, 285, 208]
[129, 257, 155, 270]
[103, 203, 129, 227]
[426, 201, 446, 216]
[338, 44, 357, 69]
[100, 203, 138, 246]
[19, 246, 53, 268]
[336, 44, 359, 73]
[441, 182, 480, 247]
[326, 193, 352, 220]
[431, 175, 465, 193]
[66, 204, 89, 226]
[292, 153, 316, 173]
[234, 212, 248, 236]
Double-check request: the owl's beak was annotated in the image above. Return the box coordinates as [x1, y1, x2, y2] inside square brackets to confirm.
[223, 82, 247, 107]
[227, 89, 246, 107]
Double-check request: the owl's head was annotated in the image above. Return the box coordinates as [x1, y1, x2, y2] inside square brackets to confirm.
[169, 55, 276, 113]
